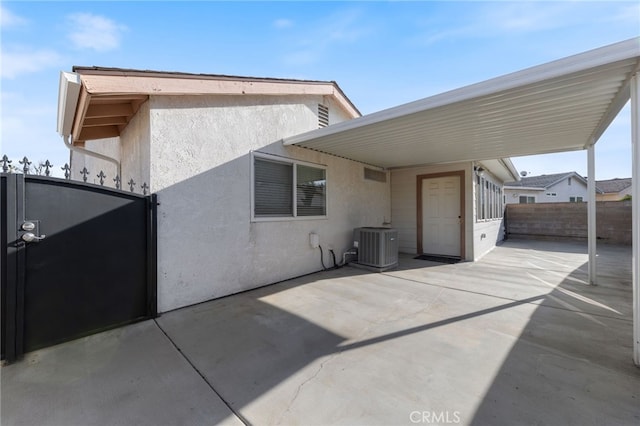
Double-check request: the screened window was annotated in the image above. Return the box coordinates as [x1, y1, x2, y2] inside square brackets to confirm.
[254, 158, 293, 217]
[476, 176, 503, 221]
[519, 196, 535, 204]
[253, 154, 326, 219]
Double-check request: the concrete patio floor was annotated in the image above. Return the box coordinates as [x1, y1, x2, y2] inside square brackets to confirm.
[2, 240, 639, 425]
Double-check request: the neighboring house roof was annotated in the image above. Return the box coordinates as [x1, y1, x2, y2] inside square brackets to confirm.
[595, 177, 632, 194]
[504, 171, 586, 189]
[58, 67, 360, 144]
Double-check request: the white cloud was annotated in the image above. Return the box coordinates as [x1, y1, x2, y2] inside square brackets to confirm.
[414, 2, 613, 46]
[273, 18, 293, 29]
[0, 6, 28, 27]
[282, 8, 371, 66]
[611, 3, 640, 24]
[66, 13, 127, 51]
[1, 48, 63, 79]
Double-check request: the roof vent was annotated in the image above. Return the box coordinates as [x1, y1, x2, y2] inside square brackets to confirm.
[318, 104, 329, 128]
[364, 167, 387, 183]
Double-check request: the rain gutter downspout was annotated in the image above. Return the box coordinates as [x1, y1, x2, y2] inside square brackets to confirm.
[62, 135, 121, 181]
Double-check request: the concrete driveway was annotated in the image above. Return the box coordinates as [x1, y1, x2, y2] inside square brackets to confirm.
[2, 240, 639, 425]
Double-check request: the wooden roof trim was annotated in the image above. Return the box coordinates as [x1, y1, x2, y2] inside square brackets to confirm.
[71, 87, 90, 143]
[79, 74, 360, 118]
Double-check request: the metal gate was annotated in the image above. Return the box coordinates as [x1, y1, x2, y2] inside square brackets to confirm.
[1, 174, 157, 362]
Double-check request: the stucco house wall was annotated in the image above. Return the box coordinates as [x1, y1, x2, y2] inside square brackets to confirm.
[546, 178, 588, 202]
[504, 188, 542, 204]
[143, 93, 391, 312]
[70, 137, 120, 185]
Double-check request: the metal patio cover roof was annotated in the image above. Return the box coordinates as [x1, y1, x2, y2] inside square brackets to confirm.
[284, 38, 640, 169]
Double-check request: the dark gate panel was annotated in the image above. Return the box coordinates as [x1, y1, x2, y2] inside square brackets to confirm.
[1, 174, 157, 362]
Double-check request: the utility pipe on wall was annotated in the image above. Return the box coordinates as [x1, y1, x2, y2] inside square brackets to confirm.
[62, 135, 121, 181]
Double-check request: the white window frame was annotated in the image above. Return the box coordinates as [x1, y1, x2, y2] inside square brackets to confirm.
[476, 175, 504, 222]
[251, 151, 328, 222]
[519, 195, 536, 204]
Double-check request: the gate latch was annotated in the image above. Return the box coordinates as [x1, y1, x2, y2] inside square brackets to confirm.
[20, 221, 46, 243]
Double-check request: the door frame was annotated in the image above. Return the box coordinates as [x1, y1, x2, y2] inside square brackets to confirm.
[416, 170, 465, 258]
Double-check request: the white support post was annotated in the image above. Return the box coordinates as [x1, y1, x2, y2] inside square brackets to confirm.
[631, 73, 640, 366]
[587, 144, 597, 286]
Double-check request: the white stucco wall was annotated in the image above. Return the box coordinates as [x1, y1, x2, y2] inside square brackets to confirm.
[146, 94, 387, 312]
[119, 101, 151, 192]
[70, 137, 120, 186]
[390, 162, 474, 260]
[547, 178, 588, 202]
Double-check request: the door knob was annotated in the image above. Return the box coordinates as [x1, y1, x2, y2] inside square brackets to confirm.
[22, 232, 46, 242]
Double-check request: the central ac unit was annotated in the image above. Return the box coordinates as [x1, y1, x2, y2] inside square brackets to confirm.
[353, 227, 398, 269]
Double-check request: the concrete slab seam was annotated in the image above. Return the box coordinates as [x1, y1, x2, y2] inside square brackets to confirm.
[152, 319, 251, 426]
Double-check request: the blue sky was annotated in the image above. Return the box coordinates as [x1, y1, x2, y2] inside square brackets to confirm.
[1, 1, 638, 179]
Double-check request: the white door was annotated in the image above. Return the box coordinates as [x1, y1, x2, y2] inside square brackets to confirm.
[422, 176, 461, 256]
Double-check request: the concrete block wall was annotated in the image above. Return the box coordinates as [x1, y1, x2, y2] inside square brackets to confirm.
[505, 201, 631, 245]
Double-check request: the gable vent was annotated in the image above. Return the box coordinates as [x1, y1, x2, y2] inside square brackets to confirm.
[364, 167, 387, 183]
[318, 104, 329, 128]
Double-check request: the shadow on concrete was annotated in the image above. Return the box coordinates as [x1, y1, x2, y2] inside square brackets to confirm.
[157, 240, 638, 424]
[468, 245, 638, 425]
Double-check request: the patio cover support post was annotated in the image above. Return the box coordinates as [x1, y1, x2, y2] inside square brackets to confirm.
[587, 143, 597, 286]
[631, 72, 640, 366]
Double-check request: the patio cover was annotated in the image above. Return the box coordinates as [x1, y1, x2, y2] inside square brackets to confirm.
[285, 37, 640, 366]
[283, 38, 639, 169]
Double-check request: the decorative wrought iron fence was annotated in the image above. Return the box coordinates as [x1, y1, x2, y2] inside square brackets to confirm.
[1, 155, 150, 195]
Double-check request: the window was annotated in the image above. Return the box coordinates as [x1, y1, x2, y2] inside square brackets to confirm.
[297, 165, 326, 216]
[568, 177, 572, 186]
[569, 196, 584, 203]
[476, 176, 503, 220]
[519, 196, 535, 204]
[546, 192, 557, 196]
[253, 154, 326, 220]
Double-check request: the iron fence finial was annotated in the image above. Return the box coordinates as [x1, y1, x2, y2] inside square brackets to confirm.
[1, 155, 12, 173]
[80, 167, 89, 182]
[128, 178, 136, 192]
[114, 175, 121, 189]
[61, 164, 71, 179]
[43, 160, 53, 176]
[97, 170, 106, 185]
[19, 157, 31, 174]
